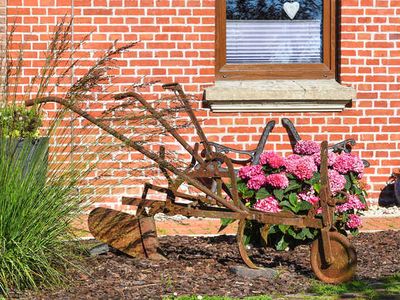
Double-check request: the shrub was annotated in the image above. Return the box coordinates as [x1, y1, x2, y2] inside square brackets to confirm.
[0, 138, 87, 293]
[0, 17, 137, 294]
[0, 105, 41, 138]
[236, 140, 367, 250]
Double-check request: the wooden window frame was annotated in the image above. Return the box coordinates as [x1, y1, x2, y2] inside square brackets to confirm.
[215, 0, 337, 80]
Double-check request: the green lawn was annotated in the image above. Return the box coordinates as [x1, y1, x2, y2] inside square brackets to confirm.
[163, 273, 400, 300]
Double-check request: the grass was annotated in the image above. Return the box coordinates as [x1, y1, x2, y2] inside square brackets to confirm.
[0, 137, 88, 294]
[0, 18, 138, 295]
[310, 273, 400, 299]
[162, 273, 400, 300]
[163, 296, 273, 300]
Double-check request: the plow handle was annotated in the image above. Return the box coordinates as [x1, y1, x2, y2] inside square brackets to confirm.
[25, 96, 247, 215]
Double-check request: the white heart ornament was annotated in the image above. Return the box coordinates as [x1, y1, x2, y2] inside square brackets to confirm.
[283, 2, 300, 20]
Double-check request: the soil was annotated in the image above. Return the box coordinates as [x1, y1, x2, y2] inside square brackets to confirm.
[12, 231, 400, 300]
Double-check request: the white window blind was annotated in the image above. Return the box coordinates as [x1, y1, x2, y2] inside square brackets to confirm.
[226, 20, 322, 64]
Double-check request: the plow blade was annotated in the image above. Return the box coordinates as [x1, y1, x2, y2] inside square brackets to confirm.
[88, 207, 165, 260]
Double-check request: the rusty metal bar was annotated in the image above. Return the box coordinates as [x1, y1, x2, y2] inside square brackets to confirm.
[162, 82, 213, 157]
[25, 97, 247, 214]
[114, 92, 205, 166]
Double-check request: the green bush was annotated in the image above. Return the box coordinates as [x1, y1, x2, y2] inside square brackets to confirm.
[0, 138, 88, 294]
[0, 105, 41, 139]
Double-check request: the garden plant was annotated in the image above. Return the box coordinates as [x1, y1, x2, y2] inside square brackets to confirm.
[0, 18, 137, 294]
[231, 140, 367, 250]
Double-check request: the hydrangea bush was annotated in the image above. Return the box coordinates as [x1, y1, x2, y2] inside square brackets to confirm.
[236, 140, 367, 251]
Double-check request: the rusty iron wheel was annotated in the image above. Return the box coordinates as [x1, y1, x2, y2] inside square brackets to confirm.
[237, 219, 270, 269]
[310, 231, 357, 284]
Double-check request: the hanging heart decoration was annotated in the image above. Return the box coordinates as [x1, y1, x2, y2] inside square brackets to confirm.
[283, 1, 300, 20]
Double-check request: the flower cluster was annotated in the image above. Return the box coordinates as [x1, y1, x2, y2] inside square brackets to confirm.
[265, 173, 289, 189]
[298, 188, 320, 205]
[254, 196, 281, 213]
[234, 138, 367, 251]
[285, 155, 317, 180]
[333, 153, 364, 176]
[238, 165, 263, 180]
[247, 174, 267, 190]
[346, 214, 362, 229]
[337, 194, 366, 213]
[260, 152, 285, 169]
[328, 169, 346, 194]
[294, 140, 320, 155]
[312, 151, 337, 167]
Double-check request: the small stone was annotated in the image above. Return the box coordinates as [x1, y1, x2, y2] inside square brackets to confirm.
[89, 243, 110, 256]
[229, 265, 278, 279]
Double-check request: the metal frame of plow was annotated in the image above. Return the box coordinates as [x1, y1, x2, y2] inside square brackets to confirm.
[26, 83, 358, 284]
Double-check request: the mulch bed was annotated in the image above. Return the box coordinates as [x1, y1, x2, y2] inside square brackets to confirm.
[14, 230, 400, 299]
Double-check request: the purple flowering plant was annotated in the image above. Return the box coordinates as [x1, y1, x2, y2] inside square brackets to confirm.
[233, 140, 368, 251]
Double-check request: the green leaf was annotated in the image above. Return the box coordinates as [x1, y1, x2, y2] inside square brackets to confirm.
[344, 174, 352, 190]
[286, 173, 296, 180]
[273, 189, 284, 201]
[242, 189, 255, 199]
[243, 233, 251, 246]
[255, 188, 270, 200]
[308, 172, 321, 185]
[284, 182, 301, 193]
[287, 227, 298, 239]
[237, 181, 247, 193]
[278, 224, 289, 233]
[268, 225, 278, 234]
[313, 183, 321, 193]
[279, 200, 292, 208]
[276, 236, 289, 251]
[218, 218, 236, 232]
[349, 172, 357, 183]
[298, 200, 313, 212]
[289, 193, 298, 206]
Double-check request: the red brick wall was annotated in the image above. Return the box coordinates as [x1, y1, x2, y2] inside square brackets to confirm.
[6, 0, 400, 208]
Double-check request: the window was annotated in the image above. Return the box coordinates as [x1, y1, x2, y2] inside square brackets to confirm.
[216, 0, 337, 80]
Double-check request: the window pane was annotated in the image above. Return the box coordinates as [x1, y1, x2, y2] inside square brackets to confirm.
[226, 0, 323, 64]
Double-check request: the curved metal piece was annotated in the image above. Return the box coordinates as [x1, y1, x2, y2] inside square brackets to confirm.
[237, 219, 259, 269]
[329, 139, 356, 153]
[252, 120, 276, 165]
[237, 220, 271, 268]
[282, 118, 302, 151]
[162, 82, 213, 158]
[203, 120, 275, 166]
[310, 231, 357, 283]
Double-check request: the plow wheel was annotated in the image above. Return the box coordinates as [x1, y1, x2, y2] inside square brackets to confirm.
[310, 231, 357, 283]
[237, 219, 269, 269]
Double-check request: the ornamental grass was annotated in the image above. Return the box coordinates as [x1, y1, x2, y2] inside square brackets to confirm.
[0, 17, 138, 294]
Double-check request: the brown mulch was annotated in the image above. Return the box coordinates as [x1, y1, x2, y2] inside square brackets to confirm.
[12, 231, 400, 299]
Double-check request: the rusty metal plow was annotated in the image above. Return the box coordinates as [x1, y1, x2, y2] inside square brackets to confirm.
[26, 83, 357, 284]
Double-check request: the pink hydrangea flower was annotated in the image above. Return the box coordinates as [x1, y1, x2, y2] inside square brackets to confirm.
[346, 214, 362, 229]
[260, 152, 285, 169]
[238, 165, 264, 180]
[336, 194, 366, 213]
[333, 153, 365, 176]
[328, 169, 346, 194]
[246, 174, 267, 190]
[265, 172, 289, 189]
[254, 196, 281, 213]
[294, 140, 321, 155]
[298, 188, 320, 205]
[312, 151, 337, 167]
[285, 156, 317, 180]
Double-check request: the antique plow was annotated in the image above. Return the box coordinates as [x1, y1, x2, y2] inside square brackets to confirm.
[26, 84, 358, 283]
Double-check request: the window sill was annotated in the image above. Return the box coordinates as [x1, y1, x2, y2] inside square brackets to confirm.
[204, 80, 355, 113]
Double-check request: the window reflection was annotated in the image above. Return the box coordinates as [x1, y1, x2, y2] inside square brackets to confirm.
[226, 0, 323, 64]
